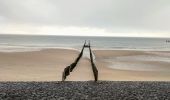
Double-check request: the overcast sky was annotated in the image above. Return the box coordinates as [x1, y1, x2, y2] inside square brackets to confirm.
[0, 0, 169, 37]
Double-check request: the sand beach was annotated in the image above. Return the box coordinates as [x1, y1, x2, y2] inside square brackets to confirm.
[0, 48, 170, 81]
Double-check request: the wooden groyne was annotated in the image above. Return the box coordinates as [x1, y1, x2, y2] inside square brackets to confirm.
[62, 41, 98, 81]
[62, 41, 86, 81]
[89, 42, 98, 81]
[166, 40, 170, 43]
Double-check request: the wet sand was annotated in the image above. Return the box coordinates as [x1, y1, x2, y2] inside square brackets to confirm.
[0, 49, 170, 81]
[0, 49, 78, 81]
[94, 50, 170, 81]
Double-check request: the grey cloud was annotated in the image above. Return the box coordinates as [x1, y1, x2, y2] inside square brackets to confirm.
[0, 0, 169, 33]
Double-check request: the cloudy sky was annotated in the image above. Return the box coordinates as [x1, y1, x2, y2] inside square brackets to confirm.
[0, 0, 169, 37]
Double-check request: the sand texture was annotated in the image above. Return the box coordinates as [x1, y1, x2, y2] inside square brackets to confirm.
[0, 49, 170, 81]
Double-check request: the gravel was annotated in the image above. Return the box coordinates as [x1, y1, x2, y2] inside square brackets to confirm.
[0, 81, 170, 100]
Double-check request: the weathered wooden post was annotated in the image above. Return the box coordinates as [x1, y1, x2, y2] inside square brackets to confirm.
[70, 41, 86, 72]
[62, 66, 70, 81]
[62, 41, 86, 81]
[88, 41, 98, 82]
[62, 41, 98, 81]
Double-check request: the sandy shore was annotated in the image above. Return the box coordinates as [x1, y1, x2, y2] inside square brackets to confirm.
[0, 49, 79, 81]
[0, 49, 170, 81]
[94, 50, 170, 81]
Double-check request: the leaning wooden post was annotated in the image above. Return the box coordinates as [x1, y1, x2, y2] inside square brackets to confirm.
[70, 41, 86, 72]
[62, 41, 86, 81]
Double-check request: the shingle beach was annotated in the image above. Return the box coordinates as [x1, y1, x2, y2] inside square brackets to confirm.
[0, 81, 170, 100]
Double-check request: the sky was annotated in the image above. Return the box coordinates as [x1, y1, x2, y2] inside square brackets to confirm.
[0, 0, 170, 37]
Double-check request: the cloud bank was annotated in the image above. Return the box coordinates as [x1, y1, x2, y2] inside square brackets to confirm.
[0, 0, 169, 37]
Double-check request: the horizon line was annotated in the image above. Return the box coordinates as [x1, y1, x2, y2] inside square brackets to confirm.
[0, 33, 170, 38]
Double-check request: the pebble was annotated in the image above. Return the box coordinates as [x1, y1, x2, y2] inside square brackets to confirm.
[0, 81, 170, 100]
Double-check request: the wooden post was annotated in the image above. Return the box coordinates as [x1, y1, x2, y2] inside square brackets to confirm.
[62, 41, 98, 81]
[89, 42, 98, 82]
[62, 41, 86, 81]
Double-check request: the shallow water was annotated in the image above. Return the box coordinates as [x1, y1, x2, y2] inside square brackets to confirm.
[0, 34, 170, 52]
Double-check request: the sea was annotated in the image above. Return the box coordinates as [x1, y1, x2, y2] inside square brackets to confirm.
[0, 34, 170, 52]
